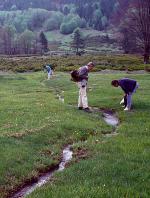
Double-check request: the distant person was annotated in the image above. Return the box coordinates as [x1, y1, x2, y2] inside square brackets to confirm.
[71, 62, 95, 113]
[44, 64, 53, 80]
[111, 78, 139, 111]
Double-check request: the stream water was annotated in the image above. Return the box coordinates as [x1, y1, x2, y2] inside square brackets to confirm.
[12, 146, 73, 198]
[102, 112, 119, 127]
[11, 89, 119, 198]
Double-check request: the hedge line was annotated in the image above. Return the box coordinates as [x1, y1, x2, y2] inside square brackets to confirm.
[0, 54, 149, 72]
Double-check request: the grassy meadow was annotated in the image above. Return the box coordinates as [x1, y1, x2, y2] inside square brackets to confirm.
[0, 71, 150, 197]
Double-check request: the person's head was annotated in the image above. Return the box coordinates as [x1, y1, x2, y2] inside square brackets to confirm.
[87, 62, 95, 71]
[111, 80, 119, 87]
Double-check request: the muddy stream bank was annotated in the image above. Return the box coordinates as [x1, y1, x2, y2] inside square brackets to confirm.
[11, 146, 73, 198]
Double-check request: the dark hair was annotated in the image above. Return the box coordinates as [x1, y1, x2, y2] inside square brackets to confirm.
[111, 80, 119, 86]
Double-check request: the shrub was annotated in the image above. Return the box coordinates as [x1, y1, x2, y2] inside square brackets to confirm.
[27, 9, 49, 30]
[60, 14, 86, 34]
[51, 11, 64, 26]
[80, 18, 87, 28]
[44, 12, 64, 31]
[44, 18, 59, 31]
[60, 20, 78, 34]
[101, 15, 108, 28]
[63, 5, 70, 15]
[145, 65, 150, 72]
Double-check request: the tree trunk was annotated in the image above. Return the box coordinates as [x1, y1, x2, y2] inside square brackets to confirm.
[144, 46, 150, 64]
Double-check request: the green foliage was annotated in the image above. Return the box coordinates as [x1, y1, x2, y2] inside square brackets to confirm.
[0, 9, 50, 33]
[44, 18, 59, 31]
[60, 21, 77, 35]
[44, 12, 64, 31]
[71, 28, 85, 53]
[101, 16, 108, 28]
[63, 5, 70, 15]
[93, 9, 103, 30]
[0, 54, 146, 73]
[19, 29, 35, 42]
[18, 30, 35, 54]
[70, 5, 77, 14]
[39, 31, 48, 52]
[61, 14, 86, 34]
[27, 8, 50, 31]
[51, 11, 64, 26]
[0, 0, 120, 33]
[79, 18, 87, 28]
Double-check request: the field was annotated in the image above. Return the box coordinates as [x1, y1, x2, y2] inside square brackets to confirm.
[0, 71, 150, 198]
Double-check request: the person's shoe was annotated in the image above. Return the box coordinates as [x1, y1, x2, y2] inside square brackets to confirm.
[124, 107, 130, 111]
[120, 98, 124, 105]
[78, 107, 83, 110]
[83, 107, 92, 113]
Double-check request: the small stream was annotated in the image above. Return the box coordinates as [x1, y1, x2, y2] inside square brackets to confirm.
[11, 89, 119, 198]
[102, 112, 119, 127]
[12, 146, 73, 198]
[91, 107, 119, 127]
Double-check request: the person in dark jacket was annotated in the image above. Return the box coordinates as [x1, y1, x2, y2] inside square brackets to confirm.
[77, 62, 95, 112]
[111, 78, 139, 111]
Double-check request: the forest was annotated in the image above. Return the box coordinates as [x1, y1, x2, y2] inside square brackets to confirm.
[0, 0, 149, 62]
[0, 0, 129, 55]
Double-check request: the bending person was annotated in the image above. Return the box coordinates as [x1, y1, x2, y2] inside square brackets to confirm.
[111, 78, 139, 111]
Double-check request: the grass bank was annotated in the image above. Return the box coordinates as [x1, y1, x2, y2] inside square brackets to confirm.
[0, 71, 150, 197]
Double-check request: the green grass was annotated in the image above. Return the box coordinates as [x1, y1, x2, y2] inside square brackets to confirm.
[0, 71, 150, 197]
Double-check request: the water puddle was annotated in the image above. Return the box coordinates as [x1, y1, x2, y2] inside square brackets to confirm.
[57, 94, 64, 103]
[101, 110, 119, 137]
[56, 91, 65, 103]
[12, 146, 73, 198]
[102, 113, 119, 127]
[91, 107, 119, 127]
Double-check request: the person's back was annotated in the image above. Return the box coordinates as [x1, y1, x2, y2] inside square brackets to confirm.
[78, 65, 89, 81]
[111, 78, 138, 111]
[118, 78, 137, 94]
[45, 65, 51, 72]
